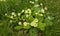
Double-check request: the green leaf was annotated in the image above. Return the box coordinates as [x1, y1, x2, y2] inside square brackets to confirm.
[26, 16, 34, 22]
[23, 25, 31, 29]
[14, 26, 22, 30]
[38, 22, 46, 31]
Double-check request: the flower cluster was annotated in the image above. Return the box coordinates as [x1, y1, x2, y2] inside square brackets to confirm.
[4, 0, 53, 31]
[30, 18, 38, 27]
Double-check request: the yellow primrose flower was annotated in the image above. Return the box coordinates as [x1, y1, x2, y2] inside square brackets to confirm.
[34, 18, 38, 22]
[48, 16, 51, 20]
[34, 4, 40, 7]
[30, 19, 38, 27]
[11, 12, 16, 17]
[25, 9, 32, 15]
[22, 10, 24, 13]
[23, 22, 29, 26]
[5, 13, 7, 16]
[27, 9, 32, 14]
[11, 12, 15, 15]
[38, 14, 43, 16]
[35, 13, 38, 15]
[30, 1, 34, 4]
[18, 22, 22, 25]
[30, 21, 38, 27]
[10, 20, 13, 23]
[41, 8, 45, 13]
[18, 13, 21, 16]
[44, 7, 47, 10]
[40, 3, 43, 6]
[26, 14, 29, 18]
[14, 14, 16, 17]
[10, 16, 14, 19]
[25, 10, 28, 13]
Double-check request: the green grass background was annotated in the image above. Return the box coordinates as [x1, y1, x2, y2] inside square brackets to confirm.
[0, 0, 60, 36]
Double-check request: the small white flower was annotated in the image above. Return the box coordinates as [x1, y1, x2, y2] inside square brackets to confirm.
[11, 12, 16, 17]
[26, 15, 29, 18]
[40, 3, 43, 6]
[39, 14, 43, 16]
[10, 16, 13, 19]
[27, 9, 32, 14]
[41, 8, 45, 13]
[11, 12, 15, 15]
[18, 22, 22, 25]
[23, 22, 29, 26]
[25, 10, 28, 13]
[27, 9, 31, 11]
[30, 1, 34, 4]
[14, 14, 16, 17]
[35, 13, 38, 15]
[18, 13, 21, 16]
[30, 19, 38, 27]
[5, 13, 7, 16]
[34, 4, 39, 7]
[30, 21, 38, 27]
[25, 9, 32, 15]
[34, 18, 38, 22]
[44, 7, 47, 10]
[10, 20, 13, 23]
[48, 16, 52, 20]
[22, 10, 24, 13]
